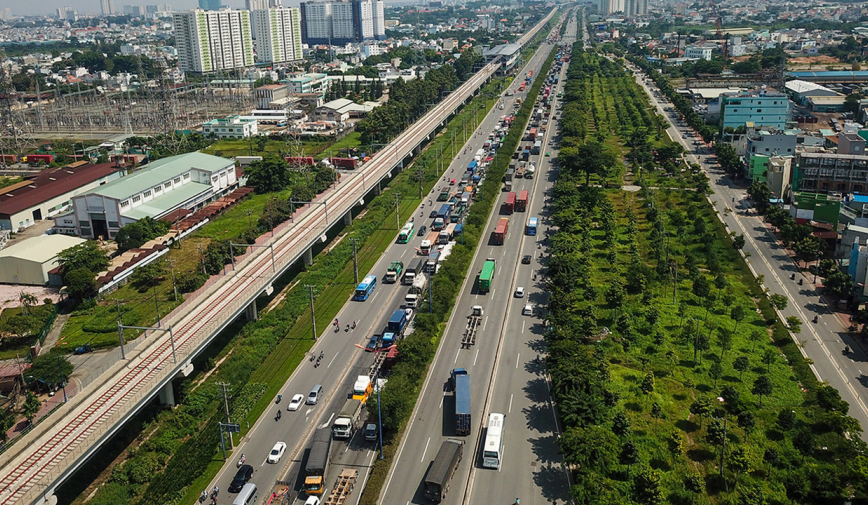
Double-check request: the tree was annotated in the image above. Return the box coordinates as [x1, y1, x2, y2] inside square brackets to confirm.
[730, 446, 753, 482]
[770, 293, 788, 310]
[245, 157, 292, 193]
[57, 240, 109, 277]
[612, 411, 631, 437]
[746, 180, 772, 213]
[641, 373, 655, 394]
[692, 275, 710, 299]
[752, 375, 773, 406]
[733, 355, 750, 381]
[561, 425, 619, 474]
[707, 418, 726, 447]
[561, 141, 618, 185]
[22, 392, 40, 423]
[737, 411, 756, 433]
[732, 234, 745, 250]
[786, 316, 802, 334]
[709, 361, 723, 387]
[690, 397, 712, 428]
[793, 235, 821, 267]
[28, 353, 73, 390]
[777, 409, 797, 431]
[684, 473, 704, 494]
[65, 267, 97, 300]
[115, 216, 171, 252]
[0, 408, 13, 444]
[845, 92, 863, 113]
[816, 384, 849, 414]
[730, 305, 746, 331]
[824, 269, 854, 302]
[632, 465, 664, 505]
[761, 349, 777, 373]
[818, 258, 837, 279]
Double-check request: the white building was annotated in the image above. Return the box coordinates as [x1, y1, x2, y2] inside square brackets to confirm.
[684, 45, 713, 60]
[251, 7, 303, 64]
[59, 152, 237, 240]
[299, 0, 384, 44]
[0, 235, 86, 286]
[246, 0, 281, 8]
[173, 9, 255, 73]
[202, 115, 259, 138]
[100, 0, 116, 15]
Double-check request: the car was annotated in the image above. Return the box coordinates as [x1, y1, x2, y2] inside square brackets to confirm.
[429, 210, 438, 218]
[522, 303, 534, 316]
[522, 254, 532, 264]
[229, 464, 254, 493]
[365, 334, 380, 352]
[514, 287, 525, 298]
[267, 442, 286, 463]
[545, 151, 551, 157]
[287, 394, 304, 411]
[449, 178, 456, 185]
[417, 225, 428, 236]
[304, 495, 321, 505]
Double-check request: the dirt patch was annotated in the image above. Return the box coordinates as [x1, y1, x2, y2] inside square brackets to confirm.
[788, 55, 841, 66]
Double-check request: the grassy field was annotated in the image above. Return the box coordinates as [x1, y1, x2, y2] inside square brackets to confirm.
[200, 131, 362, 160]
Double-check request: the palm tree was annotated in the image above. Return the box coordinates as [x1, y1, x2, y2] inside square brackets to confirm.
[20, 293, 38, 315]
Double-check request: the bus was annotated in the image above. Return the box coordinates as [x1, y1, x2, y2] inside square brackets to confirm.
[526, 217, 538, 236]
[479, 258, 496, 292]
[398, 222, 415, 244]
[482, 413, 505, 469]
[354, 275, 377, 301]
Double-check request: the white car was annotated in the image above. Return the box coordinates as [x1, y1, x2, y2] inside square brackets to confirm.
[514, 287, 525, 298]
[304, 496, 321, 505]
[267, 442, 287, 463]
[287, 394, 304, 411]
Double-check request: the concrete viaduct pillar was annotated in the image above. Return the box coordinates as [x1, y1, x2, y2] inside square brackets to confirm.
[304, 247, 314, 266]
[159, 362, 193, 406]
[245, 301, 258, 322]
[343, 212, 353, 226]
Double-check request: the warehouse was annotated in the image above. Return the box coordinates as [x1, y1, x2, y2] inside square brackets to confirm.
[56, 152, 237, 239]
[0, 234, 86, 285]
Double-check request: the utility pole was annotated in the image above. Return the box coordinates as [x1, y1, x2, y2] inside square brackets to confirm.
[305, 284, 317, 340]
[349, 238, 359, 285]
[393, 192, 402, 229]
[216, 382, 233, 448]
[416, 166, 425, 199]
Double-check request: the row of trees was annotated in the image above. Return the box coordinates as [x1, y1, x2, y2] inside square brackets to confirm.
[547, 37, 868, 504]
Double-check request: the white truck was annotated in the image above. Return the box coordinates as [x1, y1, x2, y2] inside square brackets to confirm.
[404, 274, 428, 308]
[525, 163, 536, 179]
[332, 397, 363, 439]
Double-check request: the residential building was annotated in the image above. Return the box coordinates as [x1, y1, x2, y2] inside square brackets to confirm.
[0, 235, 86, 286]
[745, 128, 798, 159]
[719, 92, 791, 133]
[766, 156, 794, 200]
[839, 132, 867, 155]
[0, 162, 122, 232]
[173, 9, 255, 73]
[299, 0, 385, 45]
[287, 72, 329, 94]
[251, 8, 303, 65]
[684, 45, 713, 60]
[797, 152, 868, 194]
[202, 116, 259, 138]
[254, 83, 291, 109]
[100, 0, 116, 15]
[59, 152, 237, 240]
[198, 0, 222, 10]
[848, 237, 868, 293]
[790, 191, 842, 231]
[246, 0, 281, 8]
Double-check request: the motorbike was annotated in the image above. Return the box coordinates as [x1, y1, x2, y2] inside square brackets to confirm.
[275, 410, 281, 420]
[276, 395, 281, 403]
[799, 279, 803, 286]
[237, 454, 246, 467]
[813, 315, 819, 323]
[791, 273, 796, 280]
[845, 345, 851, 354]
[345, 324, 350, 332]
[352, 321, 356, 329]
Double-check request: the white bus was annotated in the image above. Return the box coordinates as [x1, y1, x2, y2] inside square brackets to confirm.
[482, 413, 504, 469]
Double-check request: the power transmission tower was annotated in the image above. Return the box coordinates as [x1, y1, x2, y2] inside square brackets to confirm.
[0, 60, 34, 162]
[215, 382, 234, 448]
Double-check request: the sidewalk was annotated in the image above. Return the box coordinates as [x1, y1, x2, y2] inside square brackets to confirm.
[38, 313, 69, 356]
[4, 380, 78, 445]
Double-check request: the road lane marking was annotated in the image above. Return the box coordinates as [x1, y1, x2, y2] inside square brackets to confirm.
[474, 349, 480, 366]
[327, 353, 338, 368]
[483, 316, 489, 331]
[439, 395, 444, 409]
[509, 393, 514, 414]
[515, 353, 520, 369]
[421, 437, 431, 463]
[454, 349, 460, 363]
[521, 321, 525, 334]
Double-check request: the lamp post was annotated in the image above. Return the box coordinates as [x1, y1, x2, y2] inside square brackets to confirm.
[291, 199, 329, 226]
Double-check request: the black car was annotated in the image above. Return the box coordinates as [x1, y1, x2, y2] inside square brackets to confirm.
[417, 225, 428, 237]
[429, 210, 438, 218]
[522, 254, 532, 264]
[229, 465, 254, 493]
[365, 334, 380, 352]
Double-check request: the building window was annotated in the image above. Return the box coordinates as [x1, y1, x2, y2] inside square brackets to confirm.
[174, 177, 181, 185]
[80, 220, 90, 228]
[81, 227, 91, 236]
[108, 221, 119, 228]
[133, 195, 141, 203]
[144, 190, 152, 198]
[165, 182, 172, 190]
[120, 200, 130, 208]
[756, 109, 762, 113]
[183, 173, 191, 181]
[154, 186, 162, 193]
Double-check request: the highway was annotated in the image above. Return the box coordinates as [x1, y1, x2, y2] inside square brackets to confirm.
[0, 9, 561, 503]
[201, 12, 566, 505]
[626, 62, 868, 439]
[378, 13, 573, 505]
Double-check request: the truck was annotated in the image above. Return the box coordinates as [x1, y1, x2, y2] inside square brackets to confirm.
[285, 156, 316, 167]
[423, 439, 464, 503]
[387, 309, 409, 335]
[515, 164, 526, 179]
[516, 190, 528, 212]
[504, 192, 516, 214]
[403, 258, 424, 284]
[493, 218, 509, 245]
[425, 250, 440, 273]
[329, 157, 357, 169]
[421, 231, 438, 254]
[437, 204, 452, 223]
[304, 428, 332, 494]
[532, 140, 542, 155]
[385, 261, 403, 283]
[528, 128, 537, 141]
[522, 149, 530, 161]
[504, 168, 515, 182]
[352, 375, 372, 401]
[437, 190, 450, 202]
[462, 306, 483, 348]
[475, 149, 485, 161]
[525, 163, 535, 179]
[467, 160, 478, 174]
[479, 258, 495, 292]
[332, 397, 363, 439]
[405, 274, 428, 308]
[451, 369, 471, 435]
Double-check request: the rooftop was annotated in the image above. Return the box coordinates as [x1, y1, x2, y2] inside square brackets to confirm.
[785, 79, 838, 95]
[0, 234, 85, 264]
[85, 152, 233, 201]
[0, 162, 119, 216]
[123, 182, 211, 220]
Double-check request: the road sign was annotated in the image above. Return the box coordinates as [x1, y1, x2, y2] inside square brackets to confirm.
[225, 423, 241, 433]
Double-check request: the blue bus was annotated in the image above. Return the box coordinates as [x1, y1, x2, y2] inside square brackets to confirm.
[526, 217, 538, 236]
[354, 275, 377, 301]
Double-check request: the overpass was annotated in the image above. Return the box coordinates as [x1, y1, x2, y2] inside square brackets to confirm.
[0, 8, 557, 505]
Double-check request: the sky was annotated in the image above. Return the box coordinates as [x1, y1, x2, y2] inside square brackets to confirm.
[2, 0, 316, 18]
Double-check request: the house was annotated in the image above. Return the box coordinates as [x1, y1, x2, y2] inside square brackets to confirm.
[202, 116, 259, 139]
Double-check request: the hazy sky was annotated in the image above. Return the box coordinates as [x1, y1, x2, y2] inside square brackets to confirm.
[1, 0, 314, 18]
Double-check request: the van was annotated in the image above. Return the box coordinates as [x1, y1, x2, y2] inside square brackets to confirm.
[232, 483, 258, 505]
[307, 384, 323, 405]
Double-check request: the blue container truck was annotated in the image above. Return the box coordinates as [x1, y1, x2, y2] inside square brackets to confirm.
[387, 309, 408, 335]
[451, 369, 471, 435]
[437, 204, 452, 222]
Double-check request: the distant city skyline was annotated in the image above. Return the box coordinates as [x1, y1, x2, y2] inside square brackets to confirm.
[1, 0, 321, 18]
